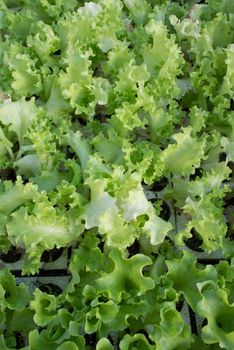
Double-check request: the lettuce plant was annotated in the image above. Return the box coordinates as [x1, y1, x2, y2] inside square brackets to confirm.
[0, 0, 233, 349]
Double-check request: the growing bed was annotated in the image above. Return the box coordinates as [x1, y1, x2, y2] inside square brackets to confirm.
[0, 0, 234, 349]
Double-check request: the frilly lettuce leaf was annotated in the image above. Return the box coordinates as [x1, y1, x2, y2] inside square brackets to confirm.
[96, 338, 114, 350]
[181, 196, 227, 253]
[27, 20, 61, 65]
[6, 189, 82, 273]
[0, 127, 13, 167]
[197, 286, 234, 350]
[143, 20, 183, 81]
[70, 232, 104, 275]
[83, 179, 119, 229]
[83, 171, 138, 248]
[29, 327, 85, 350]
[57, 342, 79, 350]
[46, 76, 72, 117]
[4, 43, 42, 98]
[17, 111, 69, 189]
[65, 131, 92, 179]
[119, 333, 154, 350]
[143, 205, 173, 246]
[85, 299, 119, 334]
[96, 248, 155, 303]
[119, 187, 150, 221]
[123, 0, 151, 25]
[83, 167, 172, 248]
[221, 137, 234, 161]
[220, 44, 234, 97]
[110, 102, 146, 135]
[58, 46, 95, 116]
[105, 298, 151, 333]
[92, 129, 124, 164]
[122, 139, 165, 184]
[162, 127, 206, 176]
[0, 0, 233, 347]
[0, 176, 38, 216]
[166, 250, 218, 310]
[30, 288, 59, 327]
[0, 268, 29, 313]
[147, 305, 194, 350]
[7, 205, 74, 249]
[0, 98, 38, 144]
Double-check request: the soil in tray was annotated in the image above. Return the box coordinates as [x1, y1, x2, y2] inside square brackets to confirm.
[127, 239, 140, 257]
[148, 198, 171, 222]
[38, 283, 62, 296]
[224, 198, 234, 241]
[189, 167, 203, 181]
[40, 247, 63, 262]
[0, 245, 24, 263]
[159, 201, 171, 222]
[84, 333, 97, 347]
[15, 332, 26, 349]
[152, 177, 168, 192]
[185, 228, 204, 252]
[176, 297, 184, 312]
[0, 167, 17, 181]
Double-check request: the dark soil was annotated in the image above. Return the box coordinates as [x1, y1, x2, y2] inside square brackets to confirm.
[189, 167, 203, 181]
[84, 333, 97, 346]
[0, 245, 24, 263]
[127, 239, 140, 257]
[176, 298, 184, 312]
[185, 228, 204, 252]
[159, 202, 171, 222]
[0, 168, 17, 181]
[38, 283, 62, 296]
[152, 177, 168, 192]
[41, 247, 63, 262]
[15, 332, 25, 349]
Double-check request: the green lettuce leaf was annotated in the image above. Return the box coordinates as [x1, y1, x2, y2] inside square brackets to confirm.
[96, 248, 155, 303]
